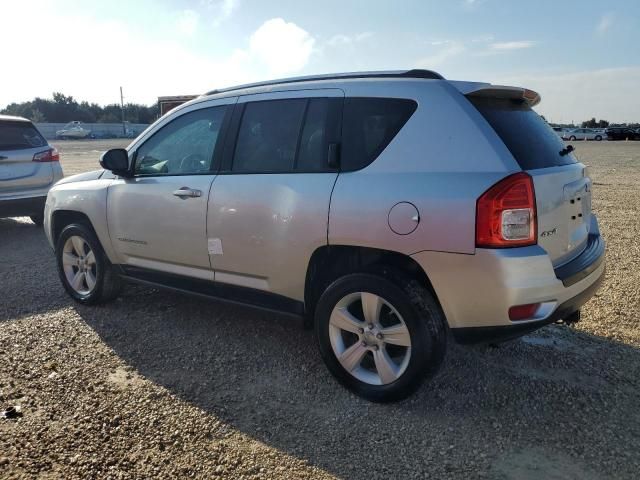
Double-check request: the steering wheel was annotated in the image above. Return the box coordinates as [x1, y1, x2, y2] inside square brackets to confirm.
[179, 153, 206, 172]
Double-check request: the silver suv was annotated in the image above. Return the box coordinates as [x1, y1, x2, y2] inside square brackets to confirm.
[1, 115, 63, 225]
[44, 70, 605, 401]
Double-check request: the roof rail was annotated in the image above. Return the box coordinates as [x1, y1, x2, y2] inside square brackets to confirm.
[204, 69, 444, 96]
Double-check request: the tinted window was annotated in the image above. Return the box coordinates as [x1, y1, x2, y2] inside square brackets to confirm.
[233, 99, 306, 172]
[0, 122, 46, 150]
[297, 99, 330, 171]
[341, 98, 417, 171]
[135, 106, 226, 175]
[469, 97, 576, 170]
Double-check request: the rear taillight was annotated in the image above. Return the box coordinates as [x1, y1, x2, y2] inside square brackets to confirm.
[476, 172, 537, 248]
[508, 303, 540, 321]
[33, 148, 59, 162]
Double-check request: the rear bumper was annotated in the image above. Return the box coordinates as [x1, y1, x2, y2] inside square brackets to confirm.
[554, 232, 605, 287]
[410, 217, 606, 342]
[451, 265, 604, 344]
[0, 196, 46, 218]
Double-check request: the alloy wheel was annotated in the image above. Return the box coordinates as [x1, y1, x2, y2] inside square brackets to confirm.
[62, 235, 97, 295]
[328, 292, 412, 385]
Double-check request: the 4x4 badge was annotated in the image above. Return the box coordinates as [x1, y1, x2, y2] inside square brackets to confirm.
[540, 227, 557, 237]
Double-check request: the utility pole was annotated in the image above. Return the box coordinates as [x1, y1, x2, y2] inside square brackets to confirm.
[120, 86, 126, 137]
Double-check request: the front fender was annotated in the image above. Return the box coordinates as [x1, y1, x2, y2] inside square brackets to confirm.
[45, 178, 117, 262]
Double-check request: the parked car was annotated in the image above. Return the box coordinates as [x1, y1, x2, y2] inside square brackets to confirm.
[0, 115, 63, 225]
[563, 128, 604, 141]
[56, 121, 92, 139]
[552, 126, 566, 138]
[43, 70, 605, 401]
[605, 127, 637, 141]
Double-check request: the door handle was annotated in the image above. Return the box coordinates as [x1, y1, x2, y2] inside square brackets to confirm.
[172, 187, 202, 198]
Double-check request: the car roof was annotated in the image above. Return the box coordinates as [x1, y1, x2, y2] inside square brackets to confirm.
[0, 114, 31, 123]
[203, 69, 444, 97]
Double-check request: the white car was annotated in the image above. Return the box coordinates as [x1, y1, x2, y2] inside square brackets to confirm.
[0, 115, 64, 224]
[43, 70, 605, 401]
[563, 128, 604, 141]
[56, 121, 92, 139]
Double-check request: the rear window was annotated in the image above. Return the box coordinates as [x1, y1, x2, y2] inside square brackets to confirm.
[469, 97, 576, 170]
[341, 98, 417, 171]
[0, 121, 47, 150]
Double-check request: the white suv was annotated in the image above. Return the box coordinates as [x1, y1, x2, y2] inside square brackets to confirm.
[44, 70, 605, 401]
[0, 115, 63, 225]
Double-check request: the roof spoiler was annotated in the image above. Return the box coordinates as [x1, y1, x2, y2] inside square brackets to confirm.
[463, 84, 541, 107]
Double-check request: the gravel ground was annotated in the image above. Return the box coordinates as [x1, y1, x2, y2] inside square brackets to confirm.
[1, 141, 639, 479]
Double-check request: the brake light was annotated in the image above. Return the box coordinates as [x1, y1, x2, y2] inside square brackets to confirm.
[33, 148, 59, 162]
[509, 303, 540, 321]
[476, 172, 536, 247]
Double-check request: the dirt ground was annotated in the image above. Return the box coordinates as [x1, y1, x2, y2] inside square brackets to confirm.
[52, 139, 132, 176]
[1, 140, 639, 479]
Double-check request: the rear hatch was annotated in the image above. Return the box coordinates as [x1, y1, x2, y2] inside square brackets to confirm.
[468, 92, 591, 267]
[0, 120, 53, 197]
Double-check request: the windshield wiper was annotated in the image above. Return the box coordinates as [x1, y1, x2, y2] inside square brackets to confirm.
[559, 145, 574, 156]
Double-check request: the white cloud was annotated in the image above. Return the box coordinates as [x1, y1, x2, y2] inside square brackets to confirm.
[414, 41, 465, 68]
[489, 41, 536, 51]
[326, 32, 373, 47]
[493, 67, 640, 123]
[462, 0, 486, 10]
[177, 9, 199, 37]
[596, 12, 615, 36]
[202, 0, 239, 26]
[473, 40, 536, 56]
[471, 34, 494, 43]
[0, 5, 314, 108]
[248, 18, 315, 75]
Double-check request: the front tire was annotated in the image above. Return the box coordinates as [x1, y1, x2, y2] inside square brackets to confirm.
[595, 135, 602, 141]
[315, 273, 447, 402]
[569, 135, 577, 141]
[55, 223, 122, 304]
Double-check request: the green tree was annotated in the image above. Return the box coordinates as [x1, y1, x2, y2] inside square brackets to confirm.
[1, 93, 159, 124]
[581, 118, 609, 128]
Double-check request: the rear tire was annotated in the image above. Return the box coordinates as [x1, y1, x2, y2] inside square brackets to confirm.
[315, 272, 447, 402]
[55, 223, 122, 304]
[569, 135, 577, 141]
[595, 135, 602, 141]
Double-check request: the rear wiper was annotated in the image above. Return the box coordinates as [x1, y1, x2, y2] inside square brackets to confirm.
[559, 145, 575, 156]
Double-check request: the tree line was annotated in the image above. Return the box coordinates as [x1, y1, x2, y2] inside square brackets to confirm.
[3, 94, 638, 130]
[1, 92, 158, 124]
[545, 116, 639, 129]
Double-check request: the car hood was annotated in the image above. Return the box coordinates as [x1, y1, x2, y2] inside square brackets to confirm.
[55, 169, 105, 186]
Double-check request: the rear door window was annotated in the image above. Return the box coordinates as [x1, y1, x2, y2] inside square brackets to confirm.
[233, 99, 306, 173]
[231, 98, 340, 173]
[0, 121, 47, 150]
[469, 97, 576, 170]
[340, 98, 417, 171]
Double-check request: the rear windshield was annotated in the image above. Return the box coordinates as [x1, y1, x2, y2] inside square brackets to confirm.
[469, 97, 576, 170]
[0, 121, 47, 150]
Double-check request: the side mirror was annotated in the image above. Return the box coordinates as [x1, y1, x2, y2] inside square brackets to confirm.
[100, 148, 131, 177]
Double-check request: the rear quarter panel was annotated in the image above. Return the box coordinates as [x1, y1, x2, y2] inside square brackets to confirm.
[329, 80, 519, 255]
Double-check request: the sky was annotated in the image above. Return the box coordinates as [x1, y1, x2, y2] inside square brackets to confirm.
[3, 0, 640, 123]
